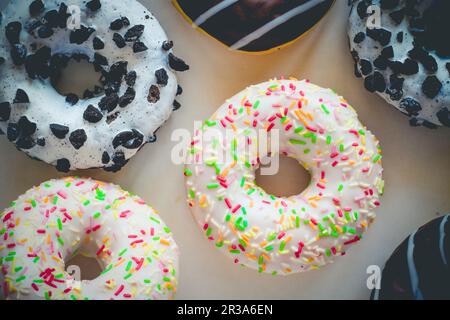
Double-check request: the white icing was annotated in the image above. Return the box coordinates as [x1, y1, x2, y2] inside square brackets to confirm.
[0, 0, 178, 170]
[185, 79, 384, 275]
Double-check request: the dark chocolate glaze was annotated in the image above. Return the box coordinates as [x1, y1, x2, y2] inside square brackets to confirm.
[372, 214, 450, 300]
[175, 0, 335, 52]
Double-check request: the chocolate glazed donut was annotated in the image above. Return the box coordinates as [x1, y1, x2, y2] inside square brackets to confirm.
[174, 0, 335, 53]
[372, 215, 450, 300]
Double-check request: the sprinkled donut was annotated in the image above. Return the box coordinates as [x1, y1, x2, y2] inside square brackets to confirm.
[372, 214, 450, 300]
[173, 0, 335, 54]
[348, 0, 450, 128]
[184, 79, 384, 274]
[0, 177, 179, 300]
[0, 0, 189, 172]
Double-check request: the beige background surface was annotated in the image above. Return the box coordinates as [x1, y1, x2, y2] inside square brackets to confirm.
[0, 0, 449, 299]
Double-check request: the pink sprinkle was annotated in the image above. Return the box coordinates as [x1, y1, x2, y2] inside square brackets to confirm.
[114, 285, 124, 296]
[24, 206, 32, 211]
[306, 126, 317, 133]
[285, 124, 293, 131]
[37, 229, 46, 234]
[75, 181, 85, 187]
[203, 223, 208, 231]
[332, 161, 339, 167]
[225, 116, 234, 123]
[63, 212, 72, 220]
[231, 205, 241, 214]
[316, 183, 326, 189]
[57, 191, 67, 199]
[267, 123, 275, 132]
[31, 283, 39, 292]
[220, 119, 227, 128]
[277, 232, 286, 240]
[130, 239, 143, 246]
[96, 245, 105, 256]
[2, 211, 13, 222]
[224, 198, 232, 209]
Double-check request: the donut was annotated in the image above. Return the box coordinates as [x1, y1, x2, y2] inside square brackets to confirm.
[173, 0, 335, 54]
[0, 0, 189, 172]
[0, 177, 179, 300]
[348, 0, 450, 128]
[184, 79, 384, 274]
[372, 214, 450, 300]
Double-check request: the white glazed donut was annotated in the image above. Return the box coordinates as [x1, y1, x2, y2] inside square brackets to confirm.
[0, 0, 189, 172]
[185, 79, 384, 275]
[0, 177, 179, 300]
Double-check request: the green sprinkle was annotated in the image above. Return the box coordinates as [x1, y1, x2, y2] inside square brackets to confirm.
[215, 242, 223, 248]
[265, 245, 274, 251]
[304, 149, 311, 154]
[230, 249, 240, 254]
[340, 144, 345, 152]
[373, 155, 382, 163]
[31, 200, 37, 208]
[326, 136, 332, 145]
[125, 261, 132, 272]
[119, 249, 127, 257]
[144, 279, 151, 284]
[124, 273, 132, 280]
[207, 183, 219, 189]
[57, 237, 64, 246]
[253, 100, 260, 109]
[57, 218, 63, 231]
[53, 196, 58, 205]
[45, 291, 51, 300]
[296, 216, 300, 228]
[321, 104, 330, 115]
[206, 227, 212, 237]
[294, 127, 304, 133]
[184, 169, 192, 177]
[325, 248, 332, 257]
[83, 200, 90, 206]
[338, 184, 344, 192]
[189, 189, 196, 199]
[279, 241, 286, 252]
[289, 139, 306, 145]
[150, 217, 161, 224]
[16, 275, 26, 282]
[240, 177, 245, 187]
[93, 212, 101, 219]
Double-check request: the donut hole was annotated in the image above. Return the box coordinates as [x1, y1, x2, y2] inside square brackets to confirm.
[255, 154, 311, 198]
[51, 56, 104, 99]
[65, 253, 103, 281]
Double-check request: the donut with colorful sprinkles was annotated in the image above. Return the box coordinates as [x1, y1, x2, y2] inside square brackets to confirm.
[348, 0, 450, 128]
[0, 177, 179, 300]
[0, 0, 189, 172]
[172, 0, 335, 54]
[185, 79, 384, 274]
